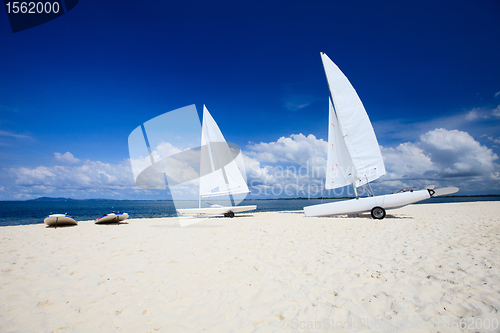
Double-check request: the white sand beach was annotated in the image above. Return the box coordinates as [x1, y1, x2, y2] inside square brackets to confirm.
[1, 201, 499, 332]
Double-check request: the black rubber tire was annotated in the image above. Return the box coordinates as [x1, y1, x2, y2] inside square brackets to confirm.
[371, 206, 386, 220]
[226, 211, 234, 218]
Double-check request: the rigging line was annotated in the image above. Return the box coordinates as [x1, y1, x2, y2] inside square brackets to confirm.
[201, 195, 211, 207]
[361, 177, 373, 197]
[365, 175, 375, 197]
[362, 183, 373, 197]
[360, 179, 373, 197]
[368, 182, 375, 197]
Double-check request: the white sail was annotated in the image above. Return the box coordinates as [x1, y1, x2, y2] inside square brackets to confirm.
[326, 98, 356, 189]
[321, 52, 386, 188]
[304, 53, 458, 219]
[199, 105, 250, 197]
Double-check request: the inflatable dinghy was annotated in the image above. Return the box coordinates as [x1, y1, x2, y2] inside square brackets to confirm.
[95, 212, 129, 224]
[44, 213, 77, 227]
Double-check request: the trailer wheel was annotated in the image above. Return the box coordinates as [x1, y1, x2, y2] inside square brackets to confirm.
[225, 211, 235, 218]
[371, 206, 386, 220]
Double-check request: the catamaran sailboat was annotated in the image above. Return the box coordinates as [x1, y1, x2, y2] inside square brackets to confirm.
[304, 53, 458, 219]
[176, 105, 256, 218]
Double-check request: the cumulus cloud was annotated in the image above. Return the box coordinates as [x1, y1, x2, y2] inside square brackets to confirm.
[4, 158, 147, 200]
[3, 128, 499, 200]
[382, 143, 434, 180]
[380, 128, 499, 192]
[243, 153, 324, 198]
[129, 141, 184, 186]
[246, 133, 326, 165]
[244, 129, 499, 196]
[54, 152, 81, 164]
[244, 134, 328, 197]
[419, 129, 497, 177]
[11, 160, 135, 188]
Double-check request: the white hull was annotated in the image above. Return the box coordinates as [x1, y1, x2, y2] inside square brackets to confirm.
[116, 213, 129, 221]
[177, 205, 257, 217]
[44, 214, 77, 226]
[304, 190, 432, 217]
[96, 213, 129, 224]
[305, 54, 459, 219]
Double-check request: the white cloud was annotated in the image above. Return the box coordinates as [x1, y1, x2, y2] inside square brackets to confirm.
[4, 158, 144, 199]
[382, 143, 434, 180]
[283, 94, 320, 112]
[246, 133, 326, 165]
[479, 134, 500, 145]
[285, 102, 311, 111]
[0, 130, 31, 140]
[244, 129, 500, 196]
[3, 128, 499, 200]
[495, 91, 500, 98]
[241, 134, 329, 197]
[462, 105, 500, 120]
[11, 160, 135, 188]
[54, 152, 81, 164]
[379, 128, 499, 192]
[493, 105, 500, 118]
[465, 109, 482, 121]
[374, 106, 500, 146]
[419, 129, 497, 177]
[243, 153, 324, 197]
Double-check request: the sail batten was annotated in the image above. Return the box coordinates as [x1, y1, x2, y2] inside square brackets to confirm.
[321, 52, 386, 189]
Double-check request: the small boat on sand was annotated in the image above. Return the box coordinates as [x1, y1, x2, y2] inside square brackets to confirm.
[95, 212, 129, 224]
[44, 213, 77, 227]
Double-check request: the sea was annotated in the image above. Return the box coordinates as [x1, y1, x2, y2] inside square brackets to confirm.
[0, 196, 499, 227]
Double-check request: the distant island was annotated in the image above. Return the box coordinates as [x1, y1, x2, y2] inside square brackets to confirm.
[27, 197, 112, 202]
[28, 197, 78, 201]
[23, 194, 500, 202]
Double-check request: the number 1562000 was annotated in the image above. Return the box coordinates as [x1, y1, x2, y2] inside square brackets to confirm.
[5, 2, 60, 14]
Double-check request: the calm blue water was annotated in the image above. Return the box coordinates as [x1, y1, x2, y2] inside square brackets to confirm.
[0, 196, 498, 227]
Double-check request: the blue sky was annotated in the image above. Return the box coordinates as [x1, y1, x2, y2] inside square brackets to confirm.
[1, 0, 499, 199]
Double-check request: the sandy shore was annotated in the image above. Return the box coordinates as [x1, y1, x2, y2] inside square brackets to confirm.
[1, 202, 499, 332]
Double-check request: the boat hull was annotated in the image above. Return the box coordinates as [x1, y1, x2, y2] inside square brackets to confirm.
[177, 205, 257, 217]
[304, 190, 431, 217]
[44, 214, 77, 226]
[96, 212, 129, 224]
[116, 213, 129, 221]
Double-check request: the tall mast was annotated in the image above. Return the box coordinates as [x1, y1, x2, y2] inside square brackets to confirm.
[200, 105, 216, 208]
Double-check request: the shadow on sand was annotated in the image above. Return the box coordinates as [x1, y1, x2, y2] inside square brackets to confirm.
[151, 213, 256, 228]
[45, 224, 78, 229]
[337, 213, 411, 220]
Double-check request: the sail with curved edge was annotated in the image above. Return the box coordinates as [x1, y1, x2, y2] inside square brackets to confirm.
[199, 105, 250, 197]
[320, 52, 386, 188]
[326, 98, 356, 189]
